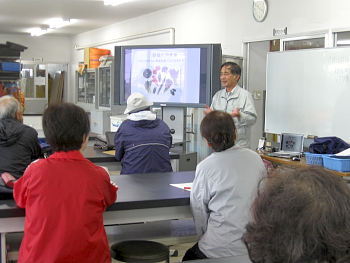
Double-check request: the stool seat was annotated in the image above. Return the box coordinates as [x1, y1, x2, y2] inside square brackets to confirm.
[111, 240, 170, 263]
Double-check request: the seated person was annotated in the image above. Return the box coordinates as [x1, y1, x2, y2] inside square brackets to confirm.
[182, 111, 266, 261]
[13, 103, 118, 263]
[0, 95, 42, 195]
[114, 92, 173, 174]
[242, 166, 350, 263]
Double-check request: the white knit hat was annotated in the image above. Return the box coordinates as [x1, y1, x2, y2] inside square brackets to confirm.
[124, 92, 153, 114]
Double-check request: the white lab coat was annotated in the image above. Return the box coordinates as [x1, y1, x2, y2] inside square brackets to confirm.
[190, 145, 266, 258]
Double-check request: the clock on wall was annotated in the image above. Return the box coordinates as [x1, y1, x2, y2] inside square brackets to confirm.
[253, 0, 268, 22]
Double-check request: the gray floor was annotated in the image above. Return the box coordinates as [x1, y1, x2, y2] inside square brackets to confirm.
[6, 219, 197, 262]
[107, 219, 197, 262]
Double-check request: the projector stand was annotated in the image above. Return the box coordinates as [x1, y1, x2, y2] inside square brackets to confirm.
[162, 107, 186, 151]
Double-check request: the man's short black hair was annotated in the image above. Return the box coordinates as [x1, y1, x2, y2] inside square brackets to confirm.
[43, 103, 90, 152]
[221, 62, 241, 77]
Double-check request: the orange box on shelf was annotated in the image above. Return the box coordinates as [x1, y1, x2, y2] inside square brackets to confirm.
[84, 47, 111, 68]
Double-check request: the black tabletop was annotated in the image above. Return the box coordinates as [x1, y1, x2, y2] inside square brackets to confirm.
[0, 171, 194, 219]
[83, 145, 117, 162]
[83, 145, 195, 162]
[107, 171, 194, 211]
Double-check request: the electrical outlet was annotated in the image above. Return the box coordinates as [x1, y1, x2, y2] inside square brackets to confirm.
[253, 90, 263, 100]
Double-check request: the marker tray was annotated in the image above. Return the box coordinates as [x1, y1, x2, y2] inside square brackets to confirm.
[304, 152, 328, 166]
[322, 155, 350, 172]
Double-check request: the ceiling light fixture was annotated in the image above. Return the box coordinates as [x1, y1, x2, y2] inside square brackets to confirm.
[104, 0, 134, 6]
[47, 18, 72, 29]
[29, 18, 75, 36]
[29, 27, 52, 37]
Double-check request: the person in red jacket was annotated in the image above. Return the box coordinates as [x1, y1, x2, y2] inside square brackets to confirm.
[13, 103, 118, 263]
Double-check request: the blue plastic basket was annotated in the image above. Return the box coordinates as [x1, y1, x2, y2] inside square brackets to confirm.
[322, 155, 350, 172]
[304, 152, 328, 166]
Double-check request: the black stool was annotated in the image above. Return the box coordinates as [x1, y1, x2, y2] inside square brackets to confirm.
[110, 240, 170, 263]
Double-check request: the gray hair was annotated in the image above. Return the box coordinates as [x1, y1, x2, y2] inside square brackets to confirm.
[0, 95, 21, 120]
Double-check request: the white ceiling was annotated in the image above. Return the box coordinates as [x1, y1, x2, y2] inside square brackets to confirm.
[0, 0, 195, 37]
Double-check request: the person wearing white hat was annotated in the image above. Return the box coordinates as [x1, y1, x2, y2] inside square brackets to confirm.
[114, 92, 173, 174]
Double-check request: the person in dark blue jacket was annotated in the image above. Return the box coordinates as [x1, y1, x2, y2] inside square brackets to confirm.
[114, 92, 173, 174]
[0, 95, 42, 196]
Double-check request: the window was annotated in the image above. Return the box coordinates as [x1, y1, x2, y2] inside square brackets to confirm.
[21, 64, 46, 98]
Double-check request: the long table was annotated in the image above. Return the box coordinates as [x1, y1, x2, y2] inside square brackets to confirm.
[0, 171, 195, 263]
[260, 154, 350, 177]
[83, 145, 198, 172]
[83, 145, 186, 162]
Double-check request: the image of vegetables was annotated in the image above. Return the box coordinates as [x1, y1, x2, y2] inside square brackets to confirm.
[144, 80, 151, 93]
[163, 79, 173, 93]
[143, 68, 152, 78]
[169, 69, 179, 85]
[152, 76, 159, 86]
[157, 76, 167, 95]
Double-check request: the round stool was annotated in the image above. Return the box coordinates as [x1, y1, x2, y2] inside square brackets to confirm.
[110, 240, 169, 263]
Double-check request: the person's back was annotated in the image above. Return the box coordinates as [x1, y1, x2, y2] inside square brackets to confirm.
[0, 95, 42, 197]
[193, 146, 265, 257]
[114, 93, 172, 174]
[13, 103, 118, 263]
[0, 119, 41, 178]
[183, 111, 266, 261]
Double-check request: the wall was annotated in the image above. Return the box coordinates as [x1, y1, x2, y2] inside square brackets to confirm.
[247, 41, 270, 150]
[67, 0, 350, 157]
[69, 0, 350, 102]
[0, 34, 70, 63]
[4, 0, 350, 155]
[0, 34, 71, 113]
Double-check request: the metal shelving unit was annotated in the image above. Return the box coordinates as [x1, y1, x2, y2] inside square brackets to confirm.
[0, 55, 22, 107]
[0, 42, 27, 108]
[98, 64, 113, 110]
[75, 68, 98, 111]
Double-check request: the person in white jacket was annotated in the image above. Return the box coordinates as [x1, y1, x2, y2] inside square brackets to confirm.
[204, 62, 257, 149]
[182, 110, 266, 261]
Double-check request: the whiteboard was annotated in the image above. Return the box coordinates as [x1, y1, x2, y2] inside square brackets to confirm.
[265, 47, 350, 142]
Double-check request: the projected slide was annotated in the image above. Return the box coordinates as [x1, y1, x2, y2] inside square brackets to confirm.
[124, 48, 201, 104]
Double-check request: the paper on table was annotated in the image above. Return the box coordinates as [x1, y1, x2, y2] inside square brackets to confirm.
[103, 150, 116, 156]
[335, 148, 350, 156]
[170, 182, 193, 191]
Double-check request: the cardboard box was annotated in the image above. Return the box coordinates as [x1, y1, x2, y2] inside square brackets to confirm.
[84, 48, 91, 69]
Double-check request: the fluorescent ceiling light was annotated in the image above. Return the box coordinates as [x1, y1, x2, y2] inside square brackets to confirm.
[104, 0, 134, 6]
[46, 18, 72, 29]
[29, 27, 52, 37]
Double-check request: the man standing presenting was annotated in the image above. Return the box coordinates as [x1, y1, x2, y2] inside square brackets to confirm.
[205, 62, 257, 149]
